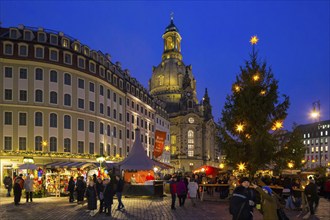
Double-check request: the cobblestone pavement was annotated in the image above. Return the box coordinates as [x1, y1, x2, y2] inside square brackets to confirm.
[0, 193, 329, 220]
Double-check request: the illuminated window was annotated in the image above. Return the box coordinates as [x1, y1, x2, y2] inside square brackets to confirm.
[311, 147, 314, 153]
[62, 38, 69, 48]
[188, 130, 194, 157]
[316, 147, 319, 152]
[325, 146, 328, 152]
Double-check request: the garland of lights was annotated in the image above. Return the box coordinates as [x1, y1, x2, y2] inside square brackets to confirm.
[0, 150, 123, 161]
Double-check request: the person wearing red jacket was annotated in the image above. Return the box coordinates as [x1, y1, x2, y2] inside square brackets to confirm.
[169, 175, 177, 210]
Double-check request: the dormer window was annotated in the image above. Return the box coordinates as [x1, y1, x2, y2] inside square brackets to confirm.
[10, 29, 18, 39]
[73, 42, 81, 52]
[83, 47, 90, 56]
[100, 56, 104, 65]
[62, 38, 69, 48]
[24, 31, 32, 41]
[119, 80, 123, 89]
[50, 35, 58, 45]
[37, 32, 46, 42]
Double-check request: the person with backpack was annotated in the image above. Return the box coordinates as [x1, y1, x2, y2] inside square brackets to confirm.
[229, 177, 255, 220]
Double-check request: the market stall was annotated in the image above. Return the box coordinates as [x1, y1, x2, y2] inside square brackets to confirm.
[45, 161, 97, 196]
[110, 129, 170, 196]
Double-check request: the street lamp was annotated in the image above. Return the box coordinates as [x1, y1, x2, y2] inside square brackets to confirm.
[310, 101, 321, 167]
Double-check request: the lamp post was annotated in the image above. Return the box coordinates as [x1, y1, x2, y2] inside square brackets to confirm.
[310, 101, 321, 167]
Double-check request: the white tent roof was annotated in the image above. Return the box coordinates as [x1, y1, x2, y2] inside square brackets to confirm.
[117, 129, 165, 170]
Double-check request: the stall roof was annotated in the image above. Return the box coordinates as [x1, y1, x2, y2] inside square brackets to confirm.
[45, 161, 97, 169]
[114, 129, 171, 170]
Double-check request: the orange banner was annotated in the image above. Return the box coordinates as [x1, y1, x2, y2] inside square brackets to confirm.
[153, 130, 166, 158]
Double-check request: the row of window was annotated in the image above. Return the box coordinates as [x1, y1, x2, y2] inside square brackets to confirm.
[8, 28, 110, 65]
[3, 41, 147, 99]
[303, 138, 328, 145]
[3, 136, 124, 156]
[303, 130, 329, 139]
[305, 145, 329, 153]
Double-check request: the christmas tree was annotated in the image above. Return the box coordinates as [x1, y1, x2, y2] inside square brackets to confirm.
[219, 36, 290, 175]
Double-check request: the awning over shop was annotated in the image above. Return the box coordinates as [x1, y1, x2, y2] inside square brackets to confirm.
[45, 161, 97, 169]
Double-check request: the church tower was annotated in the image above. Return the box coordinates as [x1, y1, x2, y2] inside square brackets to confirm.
[149, 16, 197, 113]
[149, 16, 218, 172]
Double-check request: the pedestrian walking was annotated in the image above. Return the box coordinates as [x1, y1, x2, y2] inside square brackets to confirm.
[115, 175, 125, 210]
[103, 177, 115, 216]
[13, 178, 22, 206]
[68, 176, 75, 203]
[177, 176, 187, 207]
[304, 177, 319, 217]
[3, 176, 13, 197]
[95, 177, 104, 213]
[76, 176, 86, 204]
[85, 180, 98, 216]
[251, 184, 280, 220]
[229, 177, 255, 220]
[169, 175, 177, 210]
[24, 175, 34, 202]
[187, 177, 198, 207]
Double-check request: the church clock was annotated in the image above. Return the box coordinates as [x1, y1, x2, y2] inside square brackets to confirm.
[188, 117, 194, 124]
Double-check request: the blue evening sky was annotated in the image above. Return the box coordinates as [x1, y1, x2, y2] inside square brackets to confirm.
[1, 1, 329, 130]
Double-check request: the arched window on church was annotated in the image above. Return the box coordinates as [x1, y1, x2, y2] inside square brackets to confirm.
[158, 75, 164, 86]
[188, 130, 194, 157]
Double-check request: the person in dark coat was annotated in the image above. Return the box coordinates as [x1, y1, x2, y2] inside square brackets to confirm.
[68, 176, 75, 203]
[3, 176, 13, 197]
[176, 176, 187, 207]
[85, 180, 98, 216]
[304, 178, 319, 216]
[169, 175, 177, 210]
[103, 177, 114, 216]
[95, 177, 104, 213]
[13, 178, 22, 205]
[115, 175, 125, 210]
[229, 177, 255, 220]
[76, 176, 86, 204]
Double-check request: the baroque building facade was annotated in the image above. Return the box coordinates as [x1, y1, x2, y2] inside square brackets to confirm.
[0, 24, 170, 185]
[149, 18, 218, 171]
